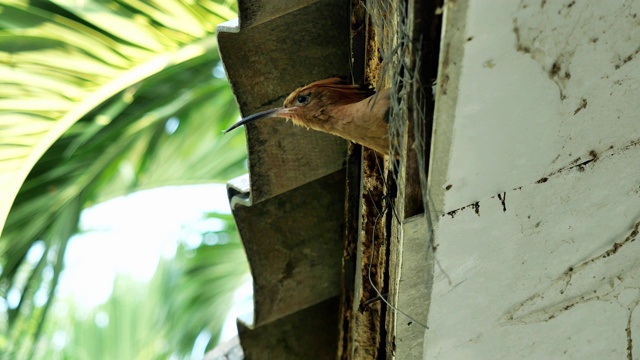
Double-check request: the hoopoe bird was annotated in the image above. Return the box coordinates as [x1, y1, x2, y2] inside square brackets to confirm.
[225, 77, 390, 155]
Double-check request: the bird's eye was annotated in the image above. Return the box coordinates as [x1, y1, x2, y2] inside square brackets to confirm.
[297, 94, 310, 104]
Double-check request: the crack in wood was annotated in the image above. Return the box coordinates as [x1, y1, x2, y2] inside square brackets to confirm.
[445, 201, 481, 218]
[503, 216, 640, 324]
[627, 308, 633, 360]
[441, 140, 640, 220]
[497, 192, 507, 212]
[573, 98, 588, 115]
[536, 154, 597, 182]
[443, 189, 520, 218]
[625, 294, 640, 360]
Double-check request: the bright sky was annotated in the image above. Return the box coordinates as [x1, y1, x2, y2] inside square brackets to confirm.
[55, 184, 253, 342]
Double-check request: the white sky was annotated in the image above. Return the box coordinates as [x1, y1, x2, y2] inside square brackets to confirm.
[55, 184, 252, 342]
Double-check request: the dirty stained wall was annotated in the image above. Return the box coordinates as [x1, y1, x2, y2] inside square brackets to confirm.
[426, 0, 640, 359]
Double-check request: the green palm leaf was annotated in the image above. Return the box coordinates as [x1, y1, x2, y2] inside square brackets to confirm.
[154, 224, 250, 356]
[34, 233, 249, 360]
[0, 0, 245, 356]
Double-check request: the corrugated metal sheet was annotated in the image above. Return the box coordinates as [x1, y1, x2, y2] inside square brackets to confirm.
[217, 1, 352, 357]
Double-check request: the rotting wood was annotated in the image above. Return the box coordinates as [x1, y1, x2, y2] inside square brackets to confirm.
[339, 1, 442, 358]
[381, 0, 443, 358]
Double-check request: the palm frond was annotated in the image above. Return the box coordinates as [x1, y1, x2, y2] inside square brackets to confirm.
[154, 235, 250, 355]
[0, 0, 246, 355]
[32, 217, 249, 359]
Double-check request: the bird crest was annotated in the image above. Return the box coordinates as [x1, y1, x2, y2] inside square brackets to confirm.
[284, 77, 374, 108]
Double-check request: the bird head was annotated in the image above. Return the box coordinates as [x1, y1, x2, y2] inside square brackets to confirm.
[224, 77, 374, 133]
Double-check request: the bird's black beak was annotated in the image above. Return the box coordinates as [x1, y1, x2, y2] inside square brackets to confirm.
[224, 107, 293, 133]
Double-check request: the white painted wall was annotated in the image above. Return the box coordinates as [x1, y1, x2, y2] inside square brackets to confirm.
[424, 0, 640, 358]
